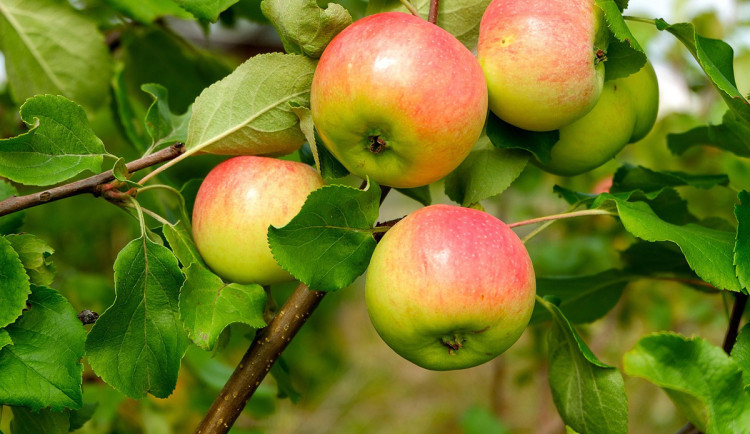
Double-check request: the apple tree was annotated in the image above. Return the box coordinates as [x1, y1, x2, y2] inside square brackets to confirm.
[0, 0, 749, 433]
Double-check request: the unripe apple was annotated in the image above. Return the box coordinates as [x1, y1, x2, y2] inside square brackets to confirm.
[365, 205, 536, 370]
[535, 62, 659, 176]
[192, 156, 324, 285]
[478, 0, 608, 131]
[310, 12, 488, 188]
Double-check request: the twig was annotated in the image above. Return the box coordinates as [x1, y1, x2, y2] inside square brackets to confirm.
[0, 144, 185, 217]
[722, 292, 748, 354]
[195, 183, 392, 433]
[399, 0, 420, 17]
[508, 209, 614, 229]
[428, 0, 440, 24]
[195, 282, 326, 434]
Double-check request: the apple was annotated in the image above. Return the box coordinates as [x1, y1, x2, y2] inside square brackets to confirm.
[478, 0, 608, 131]
[535, 62, 659, 176]
[310, 12, 488, 189]
[365, 205, 536, 370]
[192, 156, 324, 285]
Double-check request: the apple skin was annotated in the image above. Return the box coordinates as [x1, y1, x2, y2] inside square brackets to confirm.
[310, 12, 488, 189]
[192, 156, 324, 285]
[535, 62, 659, 176]
[478, 0, 608, 131]
[365, 205, 536, 370]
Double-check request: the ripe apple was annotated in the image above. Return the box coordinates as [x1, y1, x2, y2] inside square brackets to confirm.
[192, 156, 324, 285]
[310, 12, 488, 189]
[478, 0, 608, 131]
[535, 62, 659, 176]
[365, 205, 536, 370]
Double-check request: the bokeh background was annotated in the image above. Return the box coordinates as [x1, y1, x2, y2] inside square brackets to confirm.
[1, 0, 750, 432]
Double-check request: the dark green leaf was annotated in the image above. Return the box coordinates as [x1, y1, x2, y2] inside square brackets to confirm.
[162, 221, 204, 268]
[268, 182, 381, 291]
[184, 53, 316, 159]
[0, 286, 86, 411]
[366, 0, 491, 50]
[395, 186, 432, 206]
[101, 0, 191, 23]
[668, 110, 750, 157]
[174, 0, 239, 21]
[261, 0, 352, 58]
[180, 178, 203, 219]
[0, 236, 30, 329]
[0, 95, 106, 186]
[68, 403, 98, 431]
[624, 333, 750, 433]
[179, 263, 266, 350]
[735, 191, 750, 289]
[594, 0, 646, 79]
[85, 236, 188, 399]
[444, 146, 528, 206]
[142, 83, 191, 149]
[5, 234, 55, 286]
[611, 165, 729, 193]
[10, 407, 69, 434]
[315, 131, 349, 181]
[530, 270, 629, 324]
[0, 329, 11, 350]
[270, 356, 300, 403]
[486, 113, 558, 164]
[731, 323, 750, 387]
[542, 300, 628, 434]
[0, 0, 111, 109]
[620, 241, 693, 277]
[0, 180, 24, 235]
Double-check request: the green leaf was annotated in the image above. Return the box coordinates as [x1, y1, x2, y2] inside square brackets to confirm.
[85, 236, 188, 399]
[460, 406, 509, 434]
[179, 263, 266, 350]
[174, 0, 239, 21]
[486, 113, 558, 164]
[290, 105, 322, 174]
[0, 286, 86, 411]
[611, 164, 729, 193]
[68, 403, 98, 431]
[5, 234, 56, 286]
[112, 64, 149, 152]
[366, 0, 491, 50]
[0, 95, 106, 186]
[142, 84, 191, 150]
[184, 53, 316, 159]
[530, 270, 629, 325]
[0, 329, 11, 351]
[732, 323, 750, 387]
[162, 221, 205, 268]
[268, 182, 381, 291]
[261, 0, 352, 58]
[111, 158, 141, 190]
[314, 130, 349, 181]
[615, 199, 743, 292]
[624, 333, 750, 433]
[444, 147, 528, 207]
[0, 180, 24, 235]
[269, 356, 300, 403]
[10, 407, 69, 434]
[102, 0, 191, 23]
[668, 110, 750, 158]
[734, 191, 750, 290]
[0, 0, 111, 110]
[620, 241, 694, 277]
[0, 236, 30, 329]
[395, 186, 432, 206]
[594, 0, 646, 79]
[542, 300, 628, 434]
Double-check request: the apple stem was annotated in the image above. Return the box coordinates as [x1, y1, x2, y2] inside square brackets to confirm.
[399, 0, 420, 18]
[622, 15, 657, 26]
[508, 209, 614, 230]
[428, 0, 440, 24]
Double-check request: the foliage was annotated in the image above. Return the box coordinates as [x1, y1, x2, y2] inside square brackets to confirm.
[0, 0, 748, 433]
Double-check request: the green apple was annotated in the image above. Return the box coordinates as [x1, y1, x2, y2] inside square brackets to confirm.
[478, 0, 608, 131]
[192, 156, 324, 285]
[535, 62, 659, 176]
[365, 205, 536, 370]
[310, 12, 488, 189]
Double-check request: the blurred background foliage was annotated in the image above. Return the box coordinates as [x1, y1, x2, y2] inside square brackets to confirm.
[1, 0, 749, 432]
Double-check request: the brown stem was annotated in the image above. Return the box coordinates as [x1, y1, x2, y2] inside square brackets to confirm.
[722, 292, 748, 354]
[195, 282, 326, 434]
[0, 144, 185, 217]
[428, 0, 440, 24]
[196, 184, 391, 433]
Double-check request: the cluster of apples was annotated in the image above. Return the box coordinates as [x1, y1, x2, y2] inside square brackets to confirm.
[192, 0, 658, 370]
